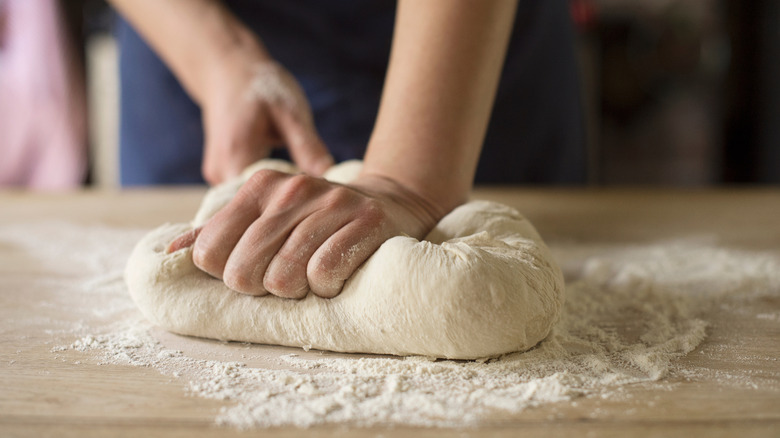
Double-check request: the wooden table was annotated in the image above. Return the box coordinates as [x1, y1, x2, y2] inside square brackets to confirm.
[1, 188, 779, 437]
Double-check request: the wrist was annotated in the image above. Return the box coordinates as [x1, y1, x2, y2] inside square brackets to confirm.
[356, 166, 463, 222]
[191, 23, 272, 105]
[351, 173, 448, 233]
[361, 146, 472, 215]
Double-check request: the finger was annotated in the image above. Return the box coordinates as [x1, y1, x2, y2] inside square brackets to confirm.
[192, 170, 281, 279]
[263, 210, 352, 299]
[167, 227, 202, 254]
[221, 173, 328, 296]
[272, 107, 334, 176]
[307, 215, 390, 298]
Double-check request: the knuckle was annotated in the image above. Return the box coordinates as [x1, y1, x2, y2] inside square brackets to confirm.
[242, 169, 281, 194]
[192, 242, 222, 277]
[234, 169, 283, 207]
[307, 252, 344, 298]
[310, 248, 338, 273]
[273, 174, 319, 210]
[324, 186, 356, 209]
[223, 263, 264, 296]
[284, 173, 316, 195]
[263, 274, 308, 300]
[309, 276, 342, 299]
[223, 271, 250, 294]
[263, 254, 309, 299]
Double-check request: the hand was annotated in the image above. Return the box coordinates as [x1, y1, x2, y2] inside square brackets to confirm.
[200, 60, 333, 185]
[168, 169, 446, 299]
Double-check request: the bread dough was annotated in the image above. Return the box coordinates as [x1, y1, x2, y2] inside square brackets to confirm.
[125, 160, 564, 359]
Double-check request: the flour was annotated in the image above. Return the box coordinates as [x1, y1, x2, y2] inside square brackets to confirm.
[756, 312, 780, 321]
[4, 222, 779, 429]
[245, 62, 304, 109]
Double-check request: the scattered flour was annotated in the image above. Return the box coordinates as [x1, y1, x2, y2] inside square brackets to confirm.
[756, 312, 780, 321]
[3, 222, 780, 429]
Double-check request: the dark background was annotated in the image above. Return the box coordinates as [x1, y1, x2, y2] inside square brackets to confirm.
[62, 0, 780, 185]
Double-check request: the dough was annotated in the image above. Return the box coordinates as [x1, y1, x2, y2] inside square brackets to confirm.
[125, 160, 564, 359]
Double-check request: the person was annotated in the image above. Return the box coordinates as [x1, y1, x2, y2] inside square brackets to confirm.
[0, 0, 87, 190]
[110, 0, 584, 299]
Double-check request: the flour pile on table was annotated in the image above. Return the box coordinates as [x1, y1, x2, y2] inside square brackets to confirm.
[6, 222, 777, 428]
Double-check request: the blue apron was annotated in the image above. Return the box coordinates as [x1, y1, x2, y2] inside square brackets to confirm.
[117, 0, 585, 185]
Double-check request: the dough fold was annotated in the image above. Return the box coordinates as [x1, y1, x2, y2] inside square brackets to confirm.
[125, 160, 564, 359]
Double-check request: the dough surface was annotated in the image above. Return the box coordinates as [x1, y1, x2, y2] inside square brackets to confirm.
[125, 160, 565, 359]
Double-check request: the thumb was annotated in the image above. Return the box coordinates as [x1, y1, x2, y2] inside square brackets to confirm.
[272, 107, 333, 176]
[167, 227, 202, 254]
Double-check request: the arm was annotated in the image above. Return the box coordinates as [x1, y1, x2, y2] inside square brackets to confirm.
[109, 0, 264, 105]
[170, 0, 518, 299]
[364, 0, 518, 213]
[108, 0, 332, 182]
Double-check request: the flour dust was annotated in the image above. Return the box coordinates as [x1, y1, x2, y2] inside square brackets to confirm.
[4, 222, 779, 428]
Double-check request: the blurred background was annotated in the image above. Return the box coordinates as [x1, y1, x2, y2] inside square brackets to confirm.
[0, 0, 778, 189]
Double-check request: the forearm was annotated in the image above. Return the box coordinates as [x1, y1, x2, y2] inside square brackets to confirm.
[363, 0, 517, 212]
[108, 0, 268, 104]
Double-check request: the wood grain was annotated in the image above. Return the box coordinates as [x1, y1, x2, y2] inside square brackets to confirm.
[1, 187, 778, 437]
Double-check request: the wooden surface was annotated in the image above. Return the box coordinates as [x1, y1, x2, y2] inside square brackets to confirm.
[1, 187, 779, 437]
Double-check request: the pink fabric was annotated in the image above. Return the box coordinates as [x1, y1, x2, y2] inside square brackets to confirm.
[0, 0, 87, 190]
